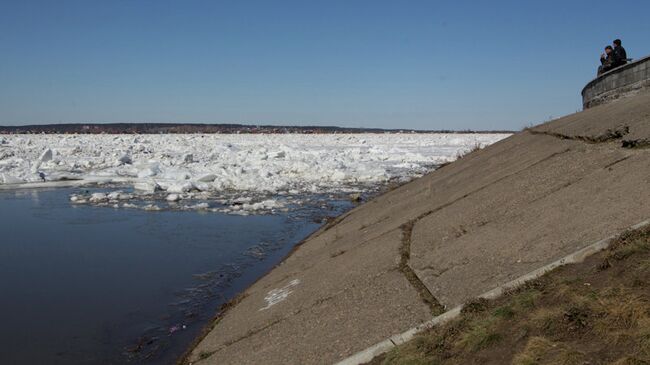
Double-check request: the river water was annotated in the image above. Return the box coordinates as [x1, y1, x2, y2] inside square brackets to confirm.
[0, 187, 352, 364]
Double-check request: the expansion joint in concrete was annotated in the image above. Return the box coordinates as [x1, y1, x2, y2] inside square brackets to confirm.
[528, 126, 630, 145]
[395, 145, 577, 317]
[398, 219, 445, 315]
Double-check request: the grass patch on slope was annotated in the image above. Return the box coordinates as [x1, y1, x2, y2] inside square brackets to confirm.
[366, 225, 650, 365]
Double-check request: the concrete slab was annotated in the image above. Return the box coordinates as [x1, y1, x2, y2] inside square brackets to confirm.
[188, 230, 432, 365]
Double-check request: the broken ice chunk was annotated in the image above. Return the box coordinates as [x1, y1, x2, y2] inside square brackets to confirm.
[39, 148, 53, 163]
[166, 193, 181, 202]
[193, 182, 209, 191]
[107, 191, 132, 200]
[134, 181, 161, 193]
[330, 171, 347, 181]
[196, 174, 217, 182]
[268, 151, 286, 159]
[182, 153, 194, 163]
[117, 154, 132, 165]
[166, 181, 195, 193]
[143, 204, 161, 211]
[137, 164, 161, 178]
[1, 174, 23, 184]
[89, 193, 108, 203]
[160, 169, 191, 181]
[69, 194, 87, 203]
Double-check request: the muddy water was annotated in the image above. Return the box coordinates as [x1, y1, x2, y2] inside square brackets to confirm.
[0, 188, 351, 364]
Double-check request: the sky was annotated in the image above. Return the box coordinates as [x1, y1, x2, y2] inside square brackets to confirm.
[0, 0, 648, 130]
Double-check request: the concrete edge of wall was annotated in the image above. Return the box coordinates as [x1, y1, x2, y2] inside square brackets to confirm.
[582, 55, 650, 109]
[334, 219, 650, 365]
[583, 78, 650, 109]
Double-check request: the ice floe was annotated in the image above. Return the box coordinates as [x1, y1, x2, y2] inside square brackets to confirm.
[0, 133, 510, 213]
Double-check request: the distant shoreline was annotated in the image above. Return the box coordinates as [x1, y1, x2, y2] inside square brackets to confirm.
[0, 123, 515, 135]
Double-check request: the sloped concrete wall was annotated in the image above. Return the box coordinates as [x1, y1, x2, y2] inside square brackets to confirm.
[186, 90, 650, 365]
[582, 55, 650, 109]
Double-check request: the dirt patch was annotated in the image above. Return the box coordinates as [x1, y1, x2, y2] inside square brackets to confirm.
[622, 138, 650, 149]
[366, 225, 650, 365]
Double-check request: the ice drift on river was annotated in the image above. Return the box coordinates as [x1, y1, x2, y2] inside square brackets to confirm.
[0, 133, 509, 212]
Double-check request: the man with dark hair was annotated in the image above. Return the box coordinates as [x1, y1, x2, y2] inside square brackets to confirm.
[612, 39, 628, 68]
[598, 46, 615, 75]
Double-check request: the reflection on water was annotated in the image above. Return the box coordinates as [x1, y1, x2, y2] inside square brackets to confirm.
[0, 188, 350, 364]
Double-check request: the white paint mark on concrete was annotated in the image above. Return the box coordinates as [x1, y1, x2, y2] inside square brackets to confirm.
[259, 279, 300, 311]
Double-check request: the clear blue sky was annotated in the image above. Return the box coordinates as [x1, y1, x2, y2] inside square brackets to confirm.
[1, 0, 648, 130]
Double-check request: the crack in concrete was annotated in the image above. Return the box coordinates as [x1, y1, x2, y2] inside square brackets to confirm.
[395, 147, 573, 314]
[604, 155, 632, 169]
[295, 144, 575, 321]
[529, 180, 577, 204]
[398, 220, 445, 315]
[190, 316, 283, 363]
[418, 265, 450, 278]
[528, 125, 630, 144]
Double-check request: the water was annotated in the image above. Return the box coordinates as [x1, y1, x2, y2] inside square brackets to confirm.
[0, 188, 351, 364]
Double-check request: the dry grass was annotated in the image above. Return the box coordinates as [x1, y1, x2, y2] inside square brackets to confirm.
[456, 317, 502, 352]
[511, 336, 586, 365]
[455, 143, 483, 160]
[365, 226, 650, 365]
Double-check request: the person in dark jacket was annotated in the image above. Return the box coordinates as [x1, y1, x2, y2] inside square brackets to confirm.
[611, 39, 628, 68]
[598, 46, 615, 75]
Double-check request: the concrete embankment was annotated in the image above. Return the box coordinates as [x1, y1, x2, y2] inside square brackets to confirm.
[185, 90, 650, 365]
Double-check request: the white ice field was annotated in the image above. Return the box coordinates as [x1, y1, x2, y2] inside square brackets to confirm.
[0, 133, 510, 214]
